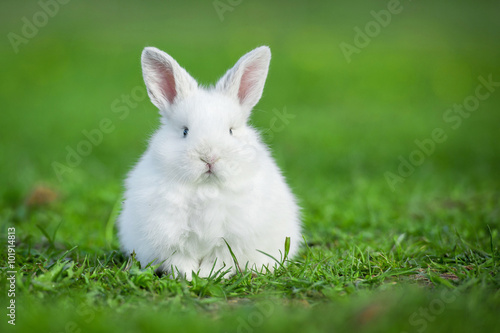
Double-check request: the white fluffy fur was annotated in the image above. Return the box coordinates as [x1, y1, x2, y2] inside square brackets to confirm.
[117, 46, 301, 279]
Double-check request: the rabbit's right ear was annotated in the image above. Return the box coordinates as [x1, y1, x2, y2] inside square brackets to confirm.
[141, 47, 197, 113]
[215, 46, 271, 118]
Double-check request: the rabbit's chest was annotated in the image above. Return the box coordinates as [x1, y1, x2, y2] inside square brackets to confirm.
[176, 191, 232, 254]
[162, 184, 254, 251]
[186, 191, 230, 233]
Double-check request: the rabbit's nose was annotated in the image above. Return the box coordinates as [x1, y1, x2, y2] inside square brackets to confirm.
[200, 155, 220, 167]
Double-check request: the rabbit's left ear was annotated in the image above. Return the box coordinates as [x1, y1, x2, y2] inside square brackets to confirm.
[216, 46, 271, 115]
[141, 47, 197, 114]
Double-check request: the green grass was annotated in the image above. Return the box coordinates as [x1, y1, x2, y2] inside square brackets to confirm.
[1, 0, 499, 332]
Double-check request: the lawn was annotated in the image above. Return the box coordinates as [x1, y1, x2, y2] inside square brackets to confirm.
[1, 0, 499, 332]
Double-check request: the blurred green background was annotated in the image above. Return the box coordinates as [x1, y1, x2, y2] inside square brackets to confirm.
[1, 0, 499, 196]
[1, 0, 499, 332]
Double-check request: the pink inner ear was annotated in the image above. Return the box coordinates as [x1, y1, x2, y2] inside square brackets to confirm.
[154, 61, 177, 104]
[238, 64, 257, 104]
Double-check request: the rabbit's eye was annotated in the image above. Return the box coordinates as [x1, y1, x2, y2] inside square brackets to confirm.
[229, 128, 233, 135]
[183, 128, 189, 137]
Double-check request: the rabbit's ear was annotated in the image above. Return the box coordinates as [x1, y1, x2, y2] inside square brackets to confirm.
[141, 47, 197, 112]
[216, 46, 271, 115]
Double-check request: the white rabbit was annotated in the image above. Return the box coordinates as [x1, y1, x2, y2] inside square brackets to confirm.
[117, 45, 301, 280]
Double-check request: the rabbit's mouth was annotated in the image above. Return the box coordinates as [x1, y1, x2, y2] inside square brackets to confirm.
[202, 166, 217, 179]
[205, 164, 214, 175]
[200, 167, 225, 184]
